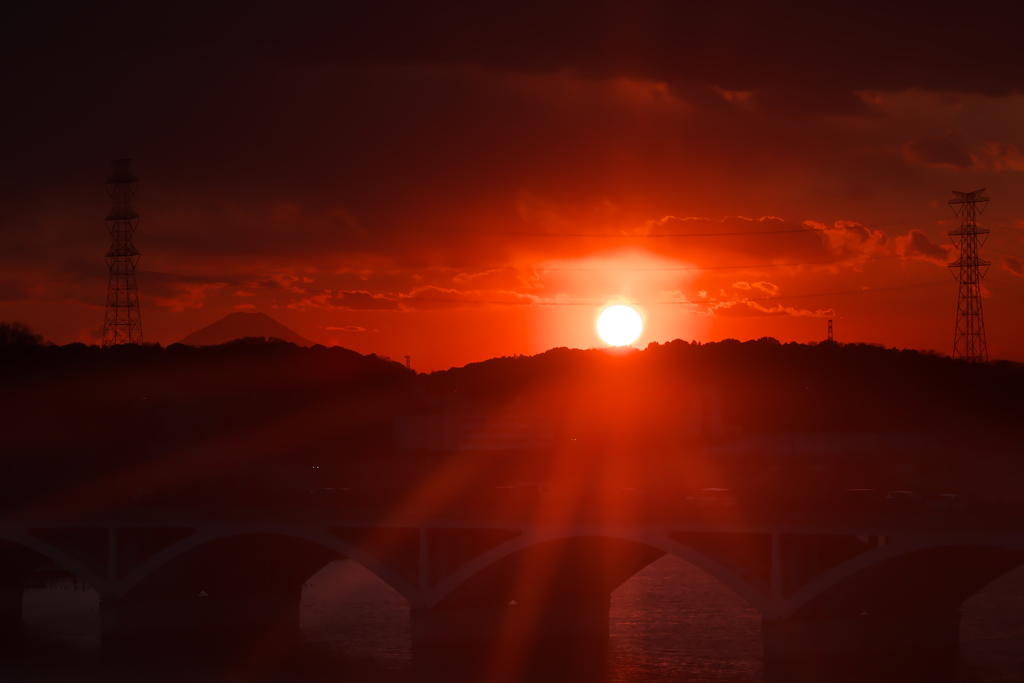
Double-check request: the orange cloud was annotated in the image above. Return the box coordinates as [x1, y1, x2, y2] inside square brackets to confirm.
[806, 220, 890, 266]
[149, 283, 228, 313]
[980, 142, 1024, 171]
[399, 286, 538, 310]
[288, 290, 402, 311]
[708, 299, 835, 318]
[732, 281, 780, 296]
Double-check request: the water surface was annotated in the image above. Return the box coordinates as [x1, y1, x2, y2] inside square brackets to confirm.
[14, 557, 1024, 681]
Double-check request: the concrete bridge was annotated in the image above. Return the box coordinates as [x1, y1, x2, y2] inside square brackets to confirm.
[1, 502, 1022, 681]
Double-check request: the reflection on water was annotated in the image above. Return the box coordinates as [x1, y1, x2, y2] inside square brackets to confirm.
[299, 556, 763, 681]
[23, 578, 100, 650]
[608, 556, 761, 681]
[961, 565, 1024, 682]
[301, 559, 410, 678]
[11, 557, 1024, 682]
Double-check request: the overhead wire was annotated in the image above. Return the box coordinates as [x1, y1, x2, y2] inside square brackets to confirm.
[986, 277, 1024, 292]
[447, 228, 817, 238]
[534, 254, 904, 272]
[433, 216, 941, 239]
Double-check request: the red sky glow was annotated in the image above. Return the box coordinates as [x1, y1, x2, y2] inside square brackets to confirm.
[4, 2, 1024, 370]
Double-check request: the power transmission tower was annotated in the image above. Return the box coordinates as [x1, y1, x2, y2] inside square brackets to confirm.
[948, 188, 989, 363]
[102, 159, 143, 347]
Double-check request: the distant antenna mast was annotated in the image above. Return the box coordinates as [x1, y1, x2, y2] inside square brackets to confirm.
[102, 159, 143, 347]
[948, 188, 989, 362]
[827, 319, 833, 342]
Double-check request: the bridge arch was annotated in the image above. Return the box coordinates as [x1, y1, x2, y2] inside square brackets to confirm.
[0, 530, 107, 596]
[426, 528, 772, 615]
[785, 534, 1024, 619]
[114, 526, 418, 603]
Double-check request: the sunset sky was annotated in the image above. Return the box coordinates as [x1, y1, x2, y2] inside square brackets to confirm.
[4, 2, 1024, 371]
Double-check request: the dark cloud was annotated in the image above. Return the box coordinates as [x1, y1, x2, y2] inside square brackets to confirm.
[399, 285, 537, 311]
[2, 3, 1020, 242]
[652, 215, 827, 263]
[813, 221, 890, 264]
[903, 132, 975, 169]
[135, 271, 236, 312]
[1003, 255, 1024, 276]
[280, 288, 405, 312]
[331, 290, 402, 311]
[746, 86, 873, 117]
[895, 229, 953, 265]
[452, 267, 537, 291]
[651, 216, 892, 269]
[8, 1, 1024, 99]
[0, 280, 30, 303]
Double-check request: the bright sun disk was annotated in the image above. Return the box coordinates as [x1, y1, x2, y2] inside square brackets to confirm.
[597, 305, 643, 346]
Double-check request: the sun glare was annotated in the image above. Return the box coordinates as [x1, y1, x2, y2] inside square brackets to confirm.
[597, 305, 643, 346]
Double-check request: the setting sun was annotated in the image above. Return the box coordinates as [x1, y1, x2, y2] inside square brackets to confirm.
[597, 305, 643, 346]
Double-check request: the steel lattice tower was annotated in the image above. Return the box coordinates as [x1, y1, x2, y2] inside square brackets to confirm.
[102, 159, 143, 347]
[948, 188, 989, 363]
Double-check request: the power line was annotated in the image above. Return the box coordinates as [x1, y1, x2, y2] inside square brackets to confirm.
[985, 277, 1024, 291]
[430, 228, 817, 238]
[982, 246, 1024, 262]
[431, 216, 940, 239]
[680, 280, 949, 305]
[859, 219, 937, 229]
[534, 254, 904, 272]
[996, 223, 1024, 234]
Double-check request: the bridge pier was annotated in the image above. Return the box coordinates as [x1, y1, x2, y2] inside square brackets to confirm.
[762, 611, 960, 683]
[100, 589, 301, 646]
[0, 585, 22, 640]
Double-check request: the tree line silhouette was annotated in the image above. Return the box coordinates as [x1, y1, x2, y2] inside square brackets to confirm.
[2, 322, 1022, 511]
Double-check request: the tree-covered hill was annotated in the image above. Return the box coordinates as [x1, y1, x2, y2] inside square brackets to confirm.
[2, 331, 1022, 509]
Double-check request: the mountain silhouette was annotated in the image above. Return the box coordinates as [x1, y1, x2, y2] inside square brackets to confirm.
[179, 312, 317, 347]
